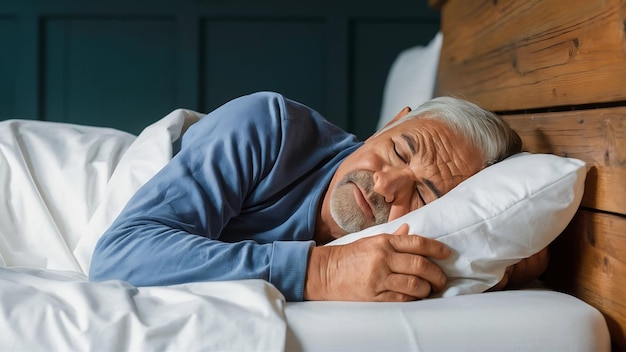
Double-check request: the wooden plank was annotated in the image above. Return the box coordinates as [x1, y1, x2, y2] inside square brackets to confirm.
[544, 209, 626, 349]
[435, 0, 626, 111]
[501, 107, 626, 216]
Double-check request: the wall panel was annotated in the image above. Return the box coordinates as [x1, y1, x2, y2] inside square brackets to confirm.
[351, 20, 439, 139]
[201, 19, 326, 118]
[0, 18, 16, 118]
[2, 1, 440, 136]
[42, 17, 178, 134]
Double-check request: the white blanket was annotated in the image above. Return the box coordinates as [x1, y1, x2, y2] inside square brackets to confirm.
[0, 267, 286, 351]
[0, 109, 201, 273]
[0, 111, 287, 351]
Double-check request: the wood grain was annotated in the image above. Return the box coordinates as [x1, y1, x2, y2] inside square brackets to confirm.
[435, 0, 626, 111]
[502, 107, 626, 216]
[544, 209, 626, 349]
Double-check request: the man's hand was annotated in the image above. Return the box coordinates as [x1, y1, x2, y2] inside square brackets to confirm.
[304, 224, 450, 301]
[489, 247, 550, 291]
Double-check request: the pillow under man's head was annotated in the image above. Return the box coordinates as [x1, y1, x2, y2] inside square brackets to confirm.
[328, 152, 586, 297]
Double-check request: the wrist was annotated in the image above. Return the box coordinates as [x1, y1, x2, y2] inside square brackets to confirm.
[304, 246, 330, 301]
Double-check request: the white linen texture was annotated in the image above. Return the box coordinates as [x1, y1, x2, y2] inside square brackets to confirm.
[328, 152, 586, 297]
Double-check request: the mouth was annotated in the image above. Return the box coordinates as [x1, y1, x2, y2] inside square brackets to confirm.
[350, 182, 375, 221]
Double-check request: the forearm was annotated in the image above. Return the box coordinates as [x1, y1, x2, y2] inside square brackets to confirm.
[90, 223, 314, 301]
[90, 224, 271, 285]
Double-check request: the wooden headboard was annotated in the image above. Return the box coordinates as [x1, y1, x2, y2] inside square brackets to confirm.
[430, 0, 626, 349]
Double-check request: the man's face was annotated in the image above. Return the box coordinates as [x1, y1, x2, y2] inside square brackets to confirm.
[318, 111, 484, 240]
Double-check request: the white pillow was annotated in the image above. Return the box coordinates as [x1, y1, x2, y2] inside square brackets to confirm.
[378, 32, 442, 129]
[327, 153, 587, 297]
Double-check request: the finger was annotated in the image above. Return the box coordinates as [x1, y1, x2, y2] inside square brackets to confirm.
[373, 290, 417, 303]
[391, 223, 409, 236]
[387, 253, 447, 292]
[388, 234, 451, 260]
[383, 273, 433, 299]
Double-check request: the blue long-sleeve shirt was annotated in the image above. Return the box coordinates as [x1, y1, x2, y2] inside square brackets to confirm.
[89, 92, 361, 301]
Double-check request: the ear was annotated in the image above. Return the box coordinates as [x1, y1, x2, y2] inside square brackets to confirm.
[385, 106, 412, 128]
[366, 106, 412, 143]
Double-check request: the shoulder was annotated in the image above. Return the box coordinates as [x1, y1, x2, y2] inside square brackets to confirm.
[183, 91, 356, 152]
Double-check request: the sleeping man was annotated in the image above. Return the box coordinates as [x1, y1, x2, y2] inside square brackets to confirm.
[89, 91, 547, 301]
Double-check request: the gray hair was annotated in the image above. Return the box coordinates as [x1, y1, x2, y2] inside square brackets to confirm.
[378, 96, 522, 167]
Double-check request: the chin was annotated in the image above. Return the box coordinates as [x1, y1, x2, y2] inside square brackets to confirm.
[330, 209, 367, 234]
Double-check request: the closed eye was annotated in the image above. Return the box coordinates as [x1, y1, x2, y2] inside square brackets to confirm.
[393, 142, 408, 164]
[416, 187, 426, 206]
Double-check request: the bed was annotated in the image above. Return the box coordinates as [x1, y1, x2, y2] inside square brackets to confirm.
[0, 0, 621, 350]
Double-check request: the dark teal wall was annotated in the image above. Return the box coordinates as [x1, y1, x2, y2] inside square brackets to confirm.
[0, 1, 439, 140]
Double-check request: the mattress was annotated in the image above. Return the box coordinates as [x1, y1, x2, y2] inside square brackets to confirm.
[285, 287, 611, 351]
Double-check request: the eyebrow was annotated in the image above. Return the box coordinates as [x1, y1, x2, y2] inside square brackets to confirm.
[423, 178, 442, 198]
[401, 133, 417, 155]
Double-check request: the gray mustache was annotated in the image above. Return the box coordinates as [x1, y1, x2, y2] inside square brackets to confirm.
[341, 170, 390, 223]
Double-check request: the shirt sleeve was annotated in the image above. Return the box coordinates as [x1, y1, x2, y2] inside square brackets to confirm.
[89, 92, 315, 301]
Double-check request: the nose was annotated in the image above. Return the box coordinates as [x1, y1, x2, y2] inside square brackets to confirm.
[372, 167, 413, 203]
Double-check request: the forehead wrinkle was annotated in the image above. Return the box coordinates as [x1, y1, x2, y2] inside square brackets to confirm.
[416, 125, 466, 194]
[418, 126, 444, 166]
[402, 119, 479, 196]
[436, 126, 482, 180]
[410, 129, 450, 191]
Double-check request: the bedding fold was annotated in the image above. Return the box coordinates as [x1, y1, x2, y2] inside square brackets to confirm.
[0, 266, 287, 351]
[0, 109, 203, 273]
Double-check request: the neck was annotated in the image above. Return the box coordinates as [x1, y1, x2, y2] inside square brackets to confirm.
[313, 190, 347, 245]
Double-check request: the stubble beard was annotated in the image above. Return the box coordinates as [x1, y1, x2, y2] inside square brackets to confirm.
[329, 170, 391, 233]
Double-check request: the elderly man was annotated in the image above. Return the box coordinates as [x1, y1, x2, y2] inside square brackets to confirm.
[90, 91, 543, 301]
